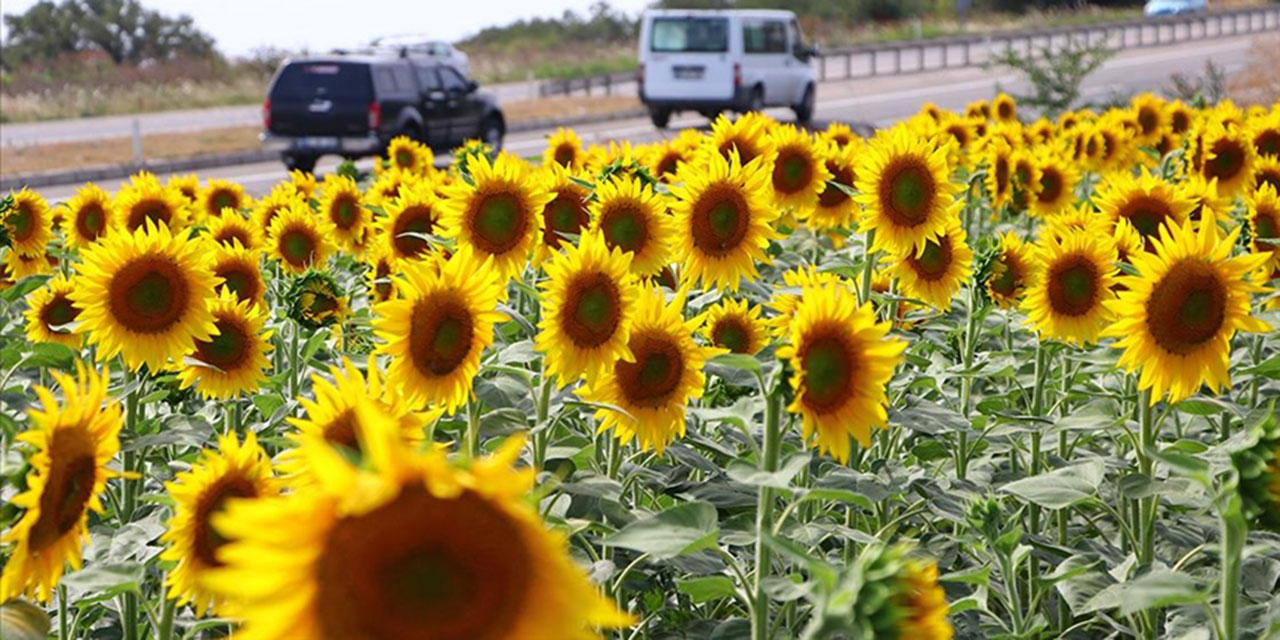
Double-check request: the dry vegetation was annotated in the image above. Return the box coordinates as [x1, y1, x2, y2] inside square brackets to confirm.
[1230, 34, 1280, 105]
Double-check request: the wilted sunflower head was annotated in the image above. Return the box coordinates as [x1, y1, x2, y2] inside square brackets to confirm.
[288, 270, 349, 331]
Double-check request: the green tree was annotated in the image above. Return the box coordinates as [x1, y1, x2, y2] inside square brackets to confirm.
[1, 0, 215, 70]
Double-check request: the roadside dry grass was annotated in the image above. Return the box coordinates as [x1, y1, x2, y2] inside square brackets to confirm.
[0, 95, 641, 177]
[1230, 34, 1280, 105]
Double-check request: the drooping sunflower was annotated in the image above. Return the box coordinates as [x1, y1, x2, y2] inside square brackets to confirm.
[536, 230, 638, 385]
[589, 174, 674, 278]
[0, 365, 123, 603]
[1248, 183, 1280, 267]
[835, 544, 954, 640]
[855, 126, 961, 255]
[894, 557, 955, 640]
[386, 135, 433, 174]
[533, 164, 592, 264]
[1104, 216, 1271, 404]
[888, 216, 974, 310]
[61, 182, 112, 249]
[697, 297, 768, 355]
[985, 137, 1016, 211]
[114, 173, 190, 233]
[24, 275, 81, 347]
[176, 289, 273, 400]
[439, 153, 552, 280]
[1021, 228, 1118, 346]
[210, 241, 266, 308]
[374, 247, 506, 413]
[670, 149, 777, 290]
[578, 286, 717, 453]
[289, 168, 319, 199]
[267, 200, 336, 274]
[1093, 169, 1195, 251]
[159, 431, 278, 616]
[313, 174, 368, 252]
[363, 243, 400, 304]
[205, 209, 263, 251]
[4, 188, 54, 257]
[377, 179, 442, 261]
[708, 112, 776, 166]
[70, 222, 220, 371]
[777, 281, 906, 462]
[283, 358, 435, 481]
[806, 138, 862, 232]
[1196, 120, 1256, 198]
[205, 421, 631, 640]
[1028, 149, 1080, 218]
[544, 127, 586, 169]
[768, 124, 832, 213]
[287, 270, 349, 331]
[1233, 414, 1280, 531]
[985, 231, 1031, 309]
[168, 173, 200, 204]
[197, 179, 249, 223]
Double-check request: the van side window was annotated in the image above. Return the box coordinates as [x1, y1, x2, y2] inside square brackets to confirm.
[743, 20, 787, 54]
[789, 20, 806, 58]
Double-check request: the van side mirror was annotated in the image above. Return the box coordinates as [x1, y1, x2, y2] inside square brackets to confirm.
[808, 44, 821, 58]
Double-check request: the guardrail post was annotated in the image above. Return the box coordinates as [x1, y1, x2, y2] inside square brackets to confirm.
[131, 117, 143, 166]
[871, 49, 878, 76]
[844, 52, 852, 79]
[894, 48, 901, 73]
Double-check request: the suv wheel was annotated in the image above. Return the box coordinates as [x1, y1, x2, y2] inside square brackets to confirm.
[481, 116, 504, 151]
[745, 86, 764, 114]
[283, 153, 317, 174]
[793, 84, 815, 124]
[649, 106, 672, 129]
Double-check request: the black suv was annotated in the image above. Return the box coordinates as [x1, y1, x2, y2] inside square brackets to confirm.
[261, 54, 505, 173]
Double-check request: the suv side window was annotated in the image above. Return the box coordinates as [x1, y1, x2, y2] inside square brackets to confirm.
[415, 66, 441, 92]
[439, 67, 468, 93]
[743, 19, 787, 54]
[392, 64, 417, 93]
[373, 67, 397, 93]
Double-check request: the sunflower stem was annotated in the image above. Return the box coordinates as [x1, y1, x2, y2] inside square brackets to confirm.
[1137, 386, 1158, 640]
[122, 593, 138, 640]
[288, 321, 301, 400]
[466, 397, 481, 460]
[1219, 493, 1245, 640]
[957, 283, 982, 480]
[156, 593, 175, 640]
[533, 370, 552, 470]
[752, 390, 784, 640]
[859, 229, 877, 306]
[1027, 341, 1048, 534]
[58, 584, 70, 639]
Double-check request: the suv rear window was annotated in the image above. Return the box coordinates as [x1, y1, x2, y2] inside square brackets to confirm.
[650, 17, 729, 53]
[271, 62, 373, 100]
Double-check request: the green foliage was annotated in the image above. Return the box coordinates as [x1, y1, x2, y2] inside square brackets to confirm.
[1, 0, 216, 70]
[990, 37, 1113, 118]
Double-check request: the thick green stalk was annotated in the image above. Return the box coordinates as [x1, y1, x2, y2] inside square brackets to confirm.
[533, 373, 552, 470]
[752, 392, 784, 640]
[121, 366, 142, 640]
[1027, 342, 1048, 533]
[59, 584, 70, 639]
[957, 284, 982, 479]
[156, 596, 175, 640]
[288, 322, 302, 399]
[1220, 498, 1244, 640]
[466, 397, 481, 460]
[1137, 389, 1155, 567]
[122, 594, 138, 640]
[859, 229, 877, 305]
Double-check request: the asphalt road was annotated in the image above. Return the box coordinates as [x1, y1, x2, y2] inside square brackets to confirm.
[20, 33, 1266, 202]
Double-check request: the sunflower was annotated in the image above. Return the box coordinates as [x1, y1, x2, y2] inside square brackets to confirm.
[168, 173, 200, 204]
[159, 431, 278, 616]
[1253, 155, 1280, 194]
[386, 135, 433, 174]
[888, 216, 973, 310]
[377, 179, 442, 261]
[1104, 216, 1271, 403]
[589, 174, 674, 278]
[318, 174, 369, 252]
[289, 168, 319, 198]
[821, 121, 860, 148]
[708, 112, 776, 166]
[364, 243, 400, 304]
[1113, 217, 1145, 266]
[70, 223, 220, 371]
[250, 182, 304, 232]
[0, 365, 123, 603]
[1250, 111, 1280, 158]
[646, 129, 702, 183]
[23, 275, 80, 347]
[210, 242, 266, 308]
[284, 358, 435, 480]
[267, 200, 336, 274]
[205, 209, 262, 251]
[532, 164, 592, 265]
[1094, 169, 1195, 250]
[198, 179, 249, 223]
[1021, 228, 1118, 346]
[985, 137, 1016, 211]
[768, 265, 852, 338]
[537, 231, 638, 385]
[777, 281, 905, 462]
[176, 289, 273, 400]
[287, 270, 349, 330]
[1130, 93, 1168, 146]
[1168, 100, 1194, 136]
[670, 149, 777, 290]
[578, 286, 718, 453]
[1248, 184, 1280, 267]
[766, 124, 832, 214]
[114, 173, 190, 233]
[61, 183, 112, 249]
[1197, 120, 1256, 198]
[895, 558, 954, 640]
[1177, 173, 1229, 224]
[697, 297, 768, 355]
[205, 421, 630, 640]
[544, 127, 586, 169]
[806, 138, 861, 232]
[3, 249, 54, 280]
[855, 126, 961, 255]
[985, 231, 1031, 309]
[965, 100, 990, 121]
[439, 153, 552, 280]
[4, 188, 54, 257]
[374, 247, 506, 413]
[1028, 150, 1080, 218]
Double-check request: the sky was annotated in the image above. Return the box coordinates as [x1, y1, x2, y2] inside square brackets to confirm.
[0, 0, 654, 57]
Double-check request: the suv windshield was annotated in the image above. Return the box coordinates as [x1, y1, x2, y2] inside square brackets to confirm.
[650, 17, 729, 53]
[271, 62, 372, 100]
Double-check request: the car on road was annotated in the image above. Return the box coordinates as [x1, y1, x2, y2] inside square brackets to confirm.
[260, 52, 504, 173]
[637, 9, 819, 128]
[1144, 0, 1207, 16]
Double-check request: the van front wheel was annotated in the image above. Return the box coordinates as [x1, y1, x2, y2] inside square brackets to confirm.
[793, 84, 815, 124]
[649, 107, 672, 129]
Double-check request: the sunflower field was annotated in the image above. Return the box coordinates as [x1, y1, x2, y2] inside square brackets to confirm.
[1, 93, 1279, 640]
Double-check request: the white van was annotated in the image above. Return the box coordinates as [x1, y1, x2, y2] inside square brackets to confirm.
[637, 9, 818, 128]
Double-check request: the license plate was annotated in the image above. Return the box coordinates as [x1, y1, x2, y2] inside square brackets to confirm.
[296, 136, 337, 150]
[673, 66, 703, 80]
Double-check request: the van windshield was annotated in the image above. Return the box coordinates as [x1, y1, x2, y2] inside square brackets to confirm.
[271, 62, 373, 100]
[650, 17, 730, 53]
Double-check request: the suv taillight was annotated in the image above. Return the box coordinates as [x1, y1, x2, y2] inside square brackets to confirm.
[368, 102, 382, 130]
[262, 98, 271, 129]
[733, 63, 742, 88]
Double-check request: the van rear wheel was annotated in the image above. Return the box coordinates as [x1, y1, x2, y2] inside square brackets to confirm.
[649, 107, 672, 129]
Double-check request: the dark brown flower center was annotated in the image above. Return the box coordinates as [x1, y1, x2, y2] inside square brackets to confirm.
[560, 271, 621, 348]
[107, 255, 191, 334]
[711, 316, 752, 354]
[193, 475, 258, 567]
[216, 260, 261, 305]
[907, 236, 953, 282]
[799, 323, 858, 414]
[1046, 254, 1101, 317]
[75, 203, 106, 241]
[468, 191, 528, 256]
[616, 330, 684, 407]
[773, 147, 814, 195]
[690, 184, 750, 256]
[192, 317, 250, 372]
[600, 201, 650, 255]
[392, 205, 437, 259]
[409, 296, 474, 377]
[1145, 259, 1227, 355]
[127, 198, 173, 232]
[877, 157, 936, 227]
[541, 189, 590, 248]
[29, 427, 97, 552]
[40, 293, 79, 332]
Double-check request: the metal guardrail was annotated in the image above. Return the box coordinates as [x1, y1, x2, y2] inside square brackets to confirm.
[539, 6, 1280, 97]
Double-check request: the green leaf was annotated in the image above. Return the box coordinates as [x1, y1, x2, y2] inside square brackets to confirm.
[0, 274, 50, 302]
[1173, 397, 1238, 416]
[603, 501, 718, 559]
[61, 562, 144, 603]
[1000, 459, 1104, 509]
[941, 565, 991, 586]
[253, 393, 286, 420]
[796, 487, 873, 510]
[677, 576, 739, 604]
[25, 342, 75, 370]
[725, 453, 810, 489]
[1118, 571, 1205, 616]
